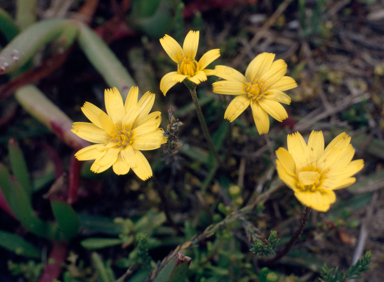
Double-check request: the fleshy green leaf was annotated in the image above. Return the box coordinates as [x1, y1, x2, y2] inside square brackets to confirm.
[0, 8, 20, 42]
[0, 18, 74, 74]
[0, 229, 41, 258]
[77, 22, 136, 100]
[51, 199, 80, 240]
[0, 163, 11, 202]
[8, 138, 31, 200]
[153, 252, 191, 282]
[8, 176, 63, 240]
[81, 238, 123, 250]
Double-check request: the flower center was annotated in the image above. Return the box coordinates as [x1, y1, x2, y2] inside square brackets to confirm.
[297, 170, 321, 192]
[178, 57, 200, 76]
[244, 79, 267, 101]
[110, 126, 133, 148]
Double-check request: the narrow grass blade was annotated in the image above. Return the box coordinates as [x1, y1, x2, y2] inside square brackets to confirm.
[0, 8, 20, 41]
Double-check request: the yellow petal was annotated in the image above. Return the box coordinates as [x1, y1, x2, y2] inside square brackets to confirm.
[212, 81, 246, 95]
[209, 65, 247, 83]
[160, 72, 179, 96]
[133, 129, 167, 151]
[258, 99, 288, 122]
[264, 90, 291, 105]
[135, 111, 162, 128]
[250, 100, 270, 135]
[132, 150, 153, 180]
[81, 102, 105, 128]
[245, 53, 275, 81]
[328, 144, 354, 170]
[287, 132, 309, 171]
[307, 131, 324, 165]
[136, 91, 155, 123]
[317, 146, 340, 172]
[224, 95, 250, 122]
[183, 30, 199, 59]
[294, 190, 335, 212]
[160, 34, 183, 63]
[324, 133, 351, 155]
[199, 49, 220, 70]
[260, 59, 287, 89]
[269, 76, 297, 91]
[133, 113, 162, 136]
[98, 111, 115, 135]
[90, 147, 120, 173]
[75, 144, 105, 161]
[172, 73, 188, 82]
[332, 177, 356, 190]
[104, 87, 125, 125]
[72, 122, 109, 144]
[124, 86, 139, 113]
[121, 145, 137, 168]
[275, 148, 295, 176]
[188, 71, 207, 84]
[113, 154, 130, 175]
[326, 159, 364, 180]
[276, 160, 297, 190]
[122, 105, 141, 129]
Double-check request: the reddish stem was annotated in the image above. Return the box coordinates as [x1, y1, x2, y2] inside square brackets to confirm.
[68, 154, 82, 205]
[39, 241, 68, 282]
[0, 188, 17, 220]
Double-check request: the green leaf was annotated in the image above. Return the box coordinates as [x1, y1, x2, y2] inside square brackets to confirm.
[91, 252, 115, 282]
[128, 0, 174, 38]
[0, 8, 20, 42]
[153, 253, 191, 282]
[0, 163, 11, 202]
[16, 0, 37, 30]
[77, 23, 136, 100]
[0, 18, 74, 74]
[8, 176, 63, 240]
[51, 199, 80, 240]
[8, 138, 32, 200]
[0, 229, 41, 258]
[78, 214, 123, 235]
[81, 238, 123, 250]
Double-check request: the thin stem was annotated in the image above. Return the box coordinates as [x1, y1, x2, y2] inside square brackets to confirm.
[189, 87, 223, 167]
[152, 175, 184, 236]
[260, 206, 311, 265]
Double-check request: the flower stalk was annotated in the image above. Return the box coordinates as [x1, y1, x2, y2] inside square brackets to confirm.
[189, 86, 223, 167]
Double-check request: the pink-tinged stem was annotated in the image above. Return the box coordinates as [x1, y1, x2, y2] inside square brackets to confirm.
[39, 241, 68, 282]
[68, 154, 82, 205]
[0, 188, 17, 220]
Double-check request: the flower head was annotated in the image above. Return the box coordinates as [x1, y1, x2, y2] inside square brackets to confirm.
[71, 87, 167, 180]
[208, 53, 297, 135]
[276, 131, 364, 212]
[159, 30, 220, 95]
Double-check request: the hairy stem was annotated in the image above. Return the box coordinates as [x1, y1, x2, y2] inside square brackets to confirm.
[261, 206, 311, 265]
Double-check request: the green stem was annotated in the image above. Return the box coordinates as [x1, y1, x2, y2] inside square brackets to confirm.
[189, 87, 223, 167]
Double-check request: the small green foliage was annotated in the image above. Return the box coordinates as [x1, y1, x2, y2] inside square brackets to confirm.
[250, 230, 279, 257]
[321, 251, 372, 282]
[259, 267, 279, 282]
[8, 260, 43, 282]
[138, 233, 151, 269]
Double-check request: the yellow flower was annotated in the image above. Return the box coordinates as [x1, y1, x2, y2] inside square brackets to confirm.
[71, 87, 167, 180]
[159, 30, 220, 95]
[208, 53, 297, 135]
[276, 131, 364, 212]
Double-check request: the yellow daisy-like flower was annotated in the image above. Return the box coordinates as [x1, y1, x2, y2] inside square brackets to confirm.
[208, 52, 297, 135]
[71, 87, 167, 180]
[159, 30, 220, 95]
[276, 131, 364, 212]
